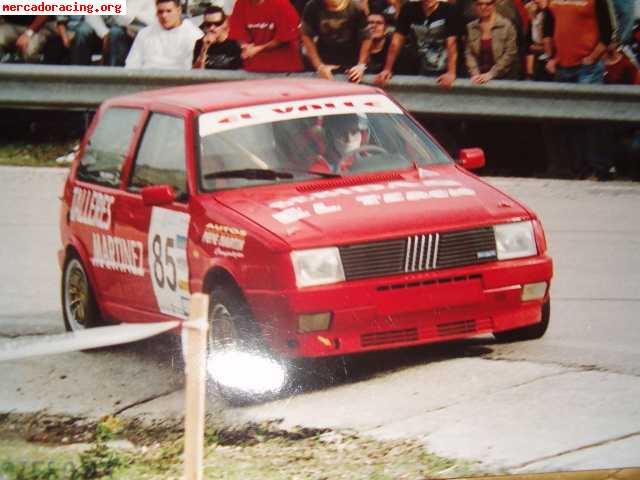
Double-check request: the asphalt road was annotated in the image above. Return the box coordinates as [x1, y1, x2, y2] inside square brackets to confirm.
[1, 167, 639, 475]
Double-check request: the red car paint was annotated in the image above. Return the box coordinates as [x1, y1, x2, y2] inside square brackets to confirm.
[59, 79, 552, 358]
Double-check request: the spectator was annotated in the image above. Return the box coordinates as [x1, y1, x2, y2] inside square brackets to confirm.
[44, 16, 101, 65]
[543, 0, 615, 180]
[543, 0, 613, 81]
[95, 0, 157, 66]
[125, 0, 203, 69]
[525, 0, 553, 80]
[604, 42, 640, 83]
[193, 6, 242, 69]
[456, 0, 527, 77]
[375, 0, 462, 87]
[301, 0, 372, 82]
[228, 0, 303, 73]
[367, 11, 391, 74]
[0, 15, 52, 63]
[465, 0, 519, 83]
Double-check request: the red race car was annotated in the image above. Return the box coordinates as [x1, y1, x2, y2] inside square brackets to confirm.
[59, 79, 552, 371]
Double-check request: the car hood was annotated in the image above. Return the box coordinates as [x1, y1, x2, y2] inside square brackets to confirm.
[210, 166, 531, 248]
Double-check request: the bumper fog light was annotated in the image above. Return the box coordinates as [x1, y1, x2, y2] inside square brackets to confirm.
[298, 313, 331, 333]
[521, 282, 547, 301]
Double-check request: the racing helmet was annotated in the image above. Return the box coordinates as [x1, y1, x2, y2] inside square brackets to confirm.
[323, 114, 369, 157]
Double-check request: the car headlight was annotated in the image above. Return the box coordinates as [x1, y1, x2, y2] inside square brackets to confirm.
[291, 247, 345, 288]
[494, 221, 537, 260]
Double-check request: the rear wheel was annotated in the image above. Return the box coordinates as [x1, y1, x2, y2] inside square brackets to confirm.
[61, 255, 101, 332]
[494, 300, 550, 343]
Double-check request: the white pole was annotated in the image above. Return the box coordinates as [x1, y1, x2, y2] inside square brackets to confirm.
[183, 293, 209, 480]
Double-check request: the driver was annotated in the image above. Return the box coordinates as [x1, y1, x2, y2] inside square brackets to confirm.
[312, 114, 369, 173]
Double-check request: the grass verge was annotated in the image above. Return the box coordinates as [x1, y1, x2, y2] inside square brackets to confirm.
[0, 414, 478, 479]
[0, 141, 78, 167]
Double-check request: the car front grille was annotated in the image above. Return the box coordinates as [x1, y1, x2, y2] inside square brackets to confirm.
[339, 227, 497, 281]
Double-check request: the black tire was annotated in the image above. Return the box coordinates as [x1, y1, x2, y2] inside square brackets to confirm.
[207, 285, 286, 405]
[207, 285, 262, 354]
[494, 300, 550, 343]
[61, 255, 102, 332]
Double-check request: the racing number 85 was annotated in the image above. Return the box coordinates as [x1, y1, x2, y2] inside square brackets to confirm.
[152, 234, 177, 291]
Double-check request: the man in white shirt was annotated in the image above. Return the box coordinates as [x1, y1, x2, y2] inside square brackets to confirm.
[125, 0, 203, 69]
[86, 0, 158, 66]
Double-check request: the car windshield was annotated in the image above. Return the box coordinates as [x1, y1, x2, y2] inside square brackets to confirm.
[198, 94, 451, 191]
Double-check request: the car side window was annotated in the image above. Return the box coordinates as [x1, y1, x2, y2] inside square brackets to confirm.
[129, 113, 187, 198]
[77, 108, 142, 188]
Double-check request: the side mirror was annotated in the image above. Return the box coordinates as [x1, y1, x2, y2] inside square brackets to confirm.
[141, 185, 175, 206]
[458, 148, 485, 171]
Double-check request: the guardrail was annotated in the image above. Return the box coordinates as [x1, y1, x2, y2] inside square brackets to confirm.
[1, 64, 639, 123]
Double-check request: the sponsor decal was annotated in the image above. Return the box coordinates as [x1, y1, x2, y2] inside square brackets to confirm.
[70, 187, 114, 230]
[268, 180, 477, 224]
[273, 207, 311, 225]
[178, 279, 190, 292]
[418, 168, 440, 178]
[199, 94, 402, 137]
[91, 233, 143, 276]
[214, 247, 244, 259]
[477, 250, 497, 259]
[202, 223, 247, 256]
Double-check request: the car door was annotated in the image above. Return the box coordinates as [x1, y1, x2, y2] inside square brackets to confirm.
[114, 112, 192, 319]
[70, 106, 144, 309]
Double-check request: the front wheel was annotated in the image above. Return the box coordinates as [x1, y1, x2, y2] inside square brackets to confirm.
[494, 300, 550, 343]
[61, 255, 101, 332]
[206, 286, 286, 405]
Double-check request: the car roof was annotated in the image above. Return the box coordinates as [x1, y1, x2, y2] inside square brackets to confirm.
[108, 78, 383, 113]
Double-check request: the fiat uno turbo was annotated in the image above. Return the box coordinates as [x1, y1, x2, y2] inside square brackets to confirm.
[59, 79, 553, 370]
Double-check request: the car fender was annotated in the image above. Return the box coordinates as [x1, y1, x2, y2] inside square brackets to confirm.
[196, 256, 244, 296]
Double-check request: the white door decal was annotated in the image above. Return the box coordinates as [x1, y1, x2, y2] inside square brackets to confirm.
[148, 208, 191, 318]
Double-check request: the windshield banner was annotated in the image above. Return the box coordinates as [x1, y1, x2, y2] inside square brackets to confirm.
[199, 94, 403, 137]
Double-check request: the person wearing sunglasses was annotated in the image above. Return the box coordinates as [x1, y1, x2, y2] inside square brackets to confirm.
[464, 0, 519, 84]
[193, 6, 241, 69]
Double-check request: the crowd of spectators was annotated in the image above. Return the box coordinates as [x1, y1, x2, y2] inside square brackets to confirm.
[1, 0, 639, 179]
[2, 0, 638, 84]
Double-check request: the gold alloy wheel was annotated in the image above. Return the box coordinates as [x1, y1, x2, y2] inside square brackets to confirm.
[65, 258, 89, 331]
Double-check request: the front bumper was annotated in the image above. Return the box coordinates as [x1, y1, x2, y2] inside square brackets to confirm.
[247, 255, 553, 358]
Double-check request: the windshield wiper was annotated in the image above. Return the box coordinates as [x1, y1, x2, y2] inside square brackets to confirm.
[294, 169, 342, 179]
[204, 169, 294, 180]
